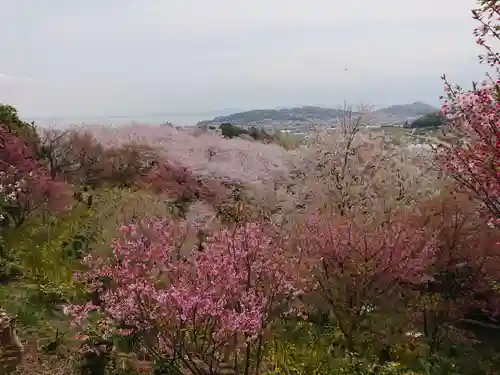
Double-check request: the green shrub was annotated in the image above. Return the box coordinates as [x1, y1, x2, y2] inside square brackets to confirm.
[272, 131, 304, 150]
[405, 112, 445, 129]
[219, 122, 248, 138]
[2, 203, 92, 303]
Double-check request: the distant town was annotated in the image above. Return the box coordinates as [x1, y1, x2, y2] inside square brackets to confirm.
[195, 102, 441, 135]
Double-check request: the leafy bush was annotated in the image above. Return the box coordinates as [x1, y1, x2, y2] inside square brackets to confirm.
[219, 122, 248, 138]
[405, 112, 445, 129]
[271, 131, 304, 150]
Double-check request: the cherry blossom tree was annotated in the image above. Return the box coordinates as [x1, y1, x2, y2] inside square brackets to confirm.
[85, 124, 293, 186]
[65, 218, 303, 375]
[411, 190, 500, 353]
[275, 104, 441, 357]
[430, 1, 500, 351]
[290, 104, 439, 220]
[438, 0, 500, 224]
[293, 209, 436, 353]
[0, 126, 70, 228]
[139, 161, 227, 214]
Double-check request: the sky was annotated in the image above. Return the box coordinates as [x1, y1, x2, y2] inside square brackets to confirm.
[0, 0, 488, 118]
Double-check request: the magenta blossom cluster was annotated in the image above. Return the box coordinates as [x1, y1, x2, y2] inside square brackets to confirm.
[64, 218, 302, 355]
[0, 126, 70, 225]
[437, 1, 500, 223]
[440, 82, 500, 220]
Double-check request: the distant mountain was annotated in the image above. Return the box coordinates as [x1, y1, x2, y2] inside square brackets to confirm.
[375, 102, 438, 118]
[197, 106, 348, 127]
[196, 102, 439, 130]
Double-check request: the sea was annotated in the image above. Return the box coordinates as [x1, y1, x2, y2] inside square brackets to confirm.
[24, 114, 214, 129]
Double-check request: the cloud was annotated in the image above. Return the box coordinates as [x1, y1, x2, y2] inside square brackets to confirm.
[0, 73, 34, 83]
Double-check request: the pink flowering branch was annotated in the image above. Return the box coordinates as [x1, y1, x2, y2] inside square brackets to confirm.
[437, 1, 500, 225]
[65, 218, 302, 374]
[439, 81, 500, 218]
[472, 0, 500, 69]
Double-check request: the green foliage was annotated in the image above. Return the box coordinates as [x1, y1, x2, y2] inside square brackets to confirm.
[3, 203, 92, 302]
[219, 122, 248, 138]
[218, 122, 301, 148]
[0, 233, 22, 282]
[248, 126, 273, 141]
[405, 112, 445, 129]
[0, 190, 156, 374]
[264, 320, 338, 374]
[272, 131, 305, 150]
[218, 122, 280, 144]
[0, 281, 75, 370]
[79, 187, 176, 257]
[405, 343, 500, 375]
[75, 315, 116, 375]
[263, 319, 413, 375]
[262, 316, 500, 375]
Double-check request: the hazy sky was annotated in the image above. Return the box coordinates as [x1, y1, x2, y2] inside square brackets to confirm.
[0, 0, 486, 117]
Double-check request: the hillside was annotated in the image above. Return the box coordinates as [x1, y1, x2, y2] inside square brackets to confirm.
[375, 101, 438, 118]
[197, 106, 347, 127]
[196, 102, 439, 130]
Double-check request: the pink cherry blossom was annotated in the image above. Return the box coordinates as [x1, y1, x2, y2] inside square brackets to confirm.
[65, 218, 302, 373]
